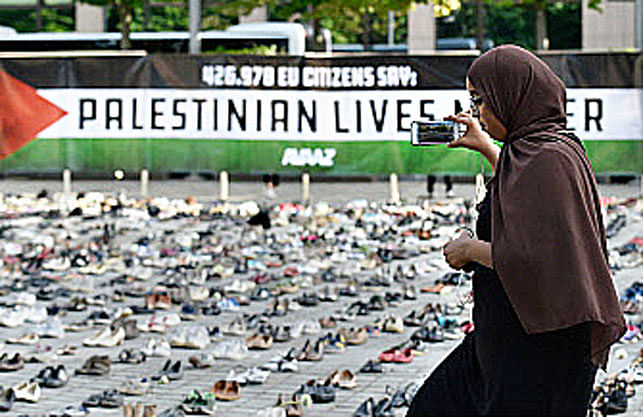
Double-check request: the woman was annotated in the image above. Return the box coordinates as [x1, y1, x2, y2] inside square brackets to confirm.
[406, 45, 626, 416]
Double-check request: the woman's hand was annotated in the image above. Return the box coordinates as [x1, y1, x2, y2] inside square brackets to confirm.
[444, 111, 493, 153]
[443, 234, 474, 270]
[444, 111, 500, 171]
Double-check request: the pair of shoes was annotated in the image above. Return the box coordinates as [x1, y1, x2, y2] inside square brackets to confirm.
[0, 353, 24, 371]
[295, 380, 335, 404]
[180, 390, 217, 415]
[211, 380, 241, 401]
[83, 389, 123, 408]
[360, 360, 383, 373]
[34, 364, 69, 388]
[0, 386, 15, 411]
[76, 355, 110, 376]
[261, 355, 298, 373]
[118, 377, 151, 396]
[385, 382, 420, 408]
[83, 325, 125, 347]
[340, 327, 368, 345]
[226, 366, 271, 385]
[12, 381, 41, 402]
[378, 347, 414, 363]
[142, 337, 172, 357]
[169, 326, 210, 349]
[223, 316, 247, 336]
[119, 348, 147, 364]
[274, 393, 312, 417]
[188, 353, 216, 369]
[211, 339, 248, 360]
[247, 333, 274, 350]
[297, 339, 324, 361]
[353, 396, 394, 417]
[7, 332, 39, 345]
[152, 360, 183, 381]
[381, 316, 404, 333]
[325, 369, 357, 389]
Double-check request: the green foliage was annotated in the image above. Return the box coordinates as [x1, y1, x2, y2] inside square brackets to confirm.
[0, 8, 74, 32]
[203, 44, 279, 55]
[437, 1, 581, 50]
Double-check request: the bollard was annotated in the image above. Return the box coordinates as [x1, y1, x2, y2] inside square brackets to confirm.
[63, 169, 72, 194]
[141, 169, 149, 198]
[475, 173, 486, 204]
[390, 173, 400, 203]
[302, 172, 310, 203]
[220, 170, 229, 201]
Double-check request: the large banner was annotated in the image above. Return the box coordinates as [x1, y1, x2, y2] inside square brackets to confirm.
[0, 53, 641, 174]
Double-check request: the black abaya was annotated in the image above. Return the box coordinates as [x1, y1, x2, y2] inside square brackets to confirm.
[406, 191, 597, 417]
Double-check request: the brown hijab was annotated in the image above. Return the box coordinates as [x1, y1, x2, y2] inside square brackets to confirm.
[467, 45, 626, 367]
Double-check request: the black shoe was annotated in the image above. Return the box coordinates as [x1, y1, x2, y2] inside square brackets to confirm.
[0, 387, 15, 412]
[359, 360, 383, 373]
[353, 397, 375, 417]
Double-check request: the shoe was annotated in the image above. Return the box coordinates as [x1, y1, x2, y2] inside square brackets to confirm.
[0, 353, 24, 372]
[7, 332, 39, 345]
[325, 369, 357, 389]
[118, 377, 150, 396]
[189, 353, 216, 369]
[360, 360, 383, 373]
[0, 387, 15, 411]
[118, 348, 147, 364]
[181, 390, 217, 415]
[353, 398, 375, 417]
[152, 359, 183, 381]
[12, 381, 40, 402]
[373, 396, 395, 417]
[35, 364, 69, 388]
[295, 380, 335, 404]
[246, 333, 274, 350]
[142, 337, 172, 357]
[76, 355, 110, 376]
[83, 389, 123, 408]
[344, 327, 368, 345]
[83, 326, 125, 347]
[223, 317, 247, 336]
[211, 380, 241, 401]
[211, 339, 248, 360]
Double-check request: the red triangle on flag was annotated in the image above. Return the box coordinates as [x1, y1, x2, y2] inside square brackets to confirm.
[0, 70, 67, 160]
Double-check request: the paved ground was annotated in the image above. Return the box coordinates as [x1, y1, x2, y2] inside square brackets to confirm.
[0, 177, 641, 417]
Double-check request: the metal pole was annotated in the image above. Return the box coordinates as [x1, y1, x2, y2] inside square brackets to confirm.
[387, 11, 395, 46]
[189, 0, 201, 54]
[636, 0, 642, 50]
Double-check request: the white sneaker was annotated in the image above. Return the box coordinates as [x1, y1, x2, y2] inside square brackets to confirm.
[142, 337, 172, 357]
[12, 381, 41, 402]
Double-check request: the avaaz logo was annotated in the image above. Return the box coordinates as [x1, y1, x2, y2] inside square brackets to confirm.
[281, 148, 337, 167]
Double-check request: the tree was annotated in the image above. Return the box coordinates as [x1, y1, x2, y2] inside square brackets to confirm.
[82, 0, 139, 49]
[82, 0, 274, 49]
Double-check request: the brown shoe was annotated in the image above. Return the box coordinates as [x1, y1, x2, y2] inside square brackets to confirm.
[246, 334, 273, 350]
[344, 327, 368, 345]
[319, 317, 337, 329]
[211, 380, 240, 401]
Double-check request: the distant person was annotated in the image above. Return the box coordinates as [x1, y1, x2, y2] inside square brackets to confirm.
[426, 175, 454, 198]
[262, 173, 280, 200]
[407, 45, 626, 416]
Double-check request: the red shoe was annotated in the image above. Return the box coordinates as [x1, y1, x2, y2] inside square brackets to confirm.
[393, 348, 414, 363]
[378, 348, 396, 363]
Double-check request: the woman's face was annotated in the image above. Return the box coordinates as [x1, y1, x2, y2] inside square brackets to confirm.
[466, 78, 507, 141]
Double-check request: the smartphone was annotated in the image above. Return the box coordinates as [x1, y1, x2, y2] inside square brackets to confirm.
[410, 121, 463, 146]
